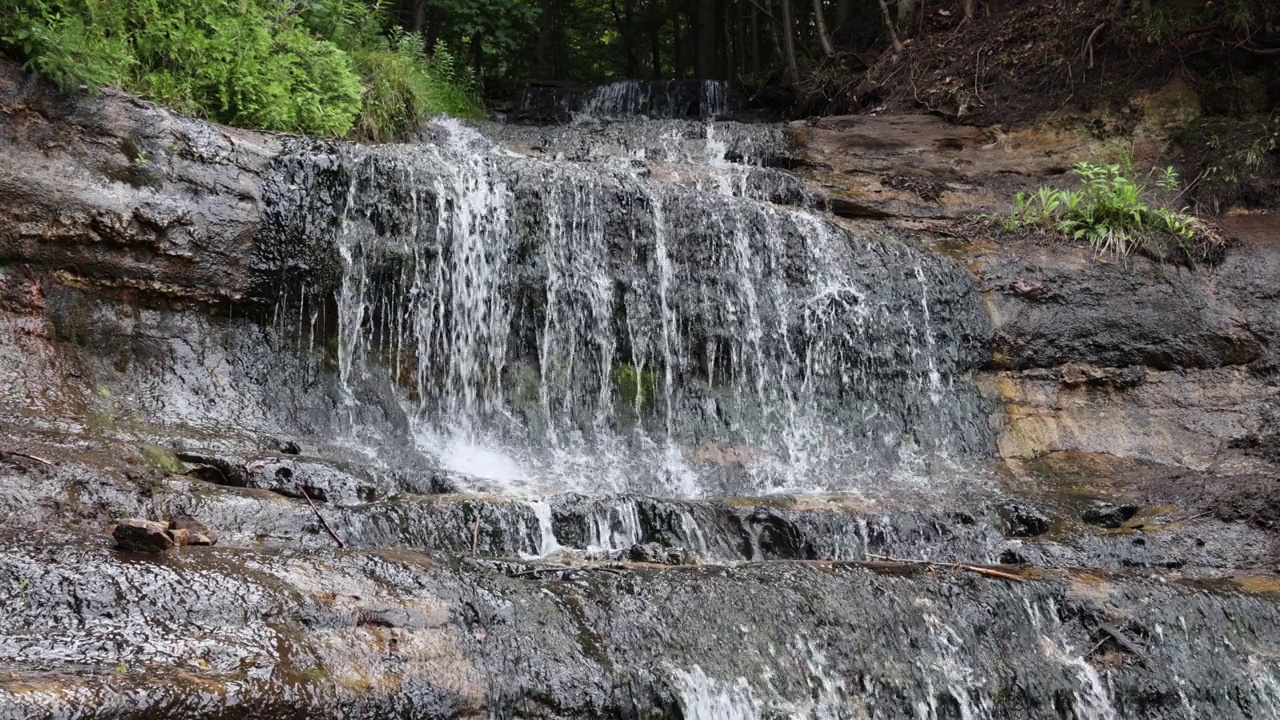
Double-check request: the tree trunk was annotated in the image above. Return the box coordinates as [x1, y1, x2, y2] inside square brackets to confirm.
[535, 0, 554, 77]
[671, 6, 685, 78]
[471, 33, 484, 77]
[812, 0, 836, 57]
[409, 0, 426, 34]
[835, 0, 853, 32]
[779, 0, 800, 86]
[620, 0, 639, 77]
[750, 2, 761, 74]
[695, 0, 719, 79]
[877, 0, 904, 52]
[425, 6, 441, 52]
[648, 0, 663, 78]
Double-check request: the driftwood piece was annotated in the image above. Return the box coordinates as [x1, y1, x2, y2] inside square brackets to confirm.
[865, 553, 1029, 582]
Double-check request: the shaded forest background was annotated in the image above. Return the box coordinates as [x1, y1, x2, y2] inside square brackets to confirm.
[407, 0, 1280, 121]
[2, 0, 1279, 135]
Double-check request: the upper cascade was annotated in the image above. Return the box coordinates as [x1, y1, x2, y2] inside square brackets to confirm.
[516, 79, 736, 123]
[263, 116, 992, 498]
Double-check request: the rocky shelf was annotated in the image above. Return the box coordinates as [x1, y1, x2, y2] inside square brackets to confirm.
[2, 58, 1279, 718]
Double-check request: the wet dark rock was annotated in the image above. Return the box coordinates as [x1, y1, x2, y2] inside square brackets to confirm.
[998, 502, 1051, 538]
[176, 452, 249, 485]
[999, 547, 1031, 565]
[177, 452, 389, 506]
[271, 438, 302, 455]
[964, 235, 1280, 468]
[111, 518, 175, 553]
[1082, 502, 1140, 529]
[627, 542, 691, 566]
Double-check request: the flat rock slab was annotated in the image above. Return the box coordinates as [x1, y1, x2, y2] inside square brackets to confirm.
[0, 538, 1278, 719]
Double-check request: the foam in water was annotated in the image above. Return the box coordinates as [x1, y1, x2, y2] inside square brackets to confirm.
[671, 665, 759, 720]
[1024, 599, 1120, 720]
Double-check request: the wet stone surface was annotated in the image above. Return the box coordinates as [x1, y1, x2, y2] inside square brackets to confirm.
[3, 63, 1280, 718]
[0, 536, 1279, 719]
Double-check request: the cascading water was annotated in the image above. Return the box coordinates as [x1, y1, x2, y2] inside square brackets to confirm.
[518, 79, 734, 122]
[261, 90, 1280, 719]
[271, 105, 991, 499]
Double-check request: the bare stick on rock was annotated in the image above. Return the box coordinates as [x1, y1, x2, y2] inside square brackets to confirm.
[298, 484, 344, 548]
[2, 451, 53, 466]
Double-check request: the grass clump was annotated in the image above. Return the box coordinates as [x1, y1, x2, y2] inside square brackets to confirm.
[0, 0, 482, 139]
[351, 30, 482, 141]
[995, 162, 1225, 263]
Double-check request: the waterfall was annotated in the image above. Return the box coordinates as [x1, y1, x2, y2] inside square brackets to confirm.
[269, 105, 991, 499]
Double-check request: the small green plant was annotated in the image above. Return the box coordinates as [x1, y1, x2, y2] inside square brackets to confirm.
[994, 162, 1205, 259]
[351, 34, 482, 141]
[139, 444, 184, 474]
[611, 364, 662, 415]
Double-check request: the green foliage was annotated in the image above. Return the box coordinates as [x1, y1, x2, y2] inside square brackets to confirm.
[353, 30, 482, 141]
[997, 163, 1204, 260]
[0, 0, 483, 138]
[0, 9, 131, 91]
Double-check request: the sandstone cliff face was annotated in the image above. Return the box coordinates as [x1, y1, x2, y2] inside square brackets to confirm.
[793, 106, 1280, 476]
[0, 60, 280, 306]
[959, 234, 1280, 472]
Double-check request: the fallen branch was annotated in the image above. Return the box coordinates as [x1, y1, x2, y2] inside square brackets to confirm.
[1099, 623, 1144, 656]
[1243, 45, 1280, 56]
[471, 516, 481, 556]
[297, 484, 344, 548]
[866, 553, 1028, 582]
[2, 451, 53, 467]
[512, 564, 629, 578]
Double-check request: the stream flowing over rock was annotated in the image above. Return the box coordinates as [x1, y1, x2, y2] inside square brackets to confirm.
[1, 62, 1279, 718]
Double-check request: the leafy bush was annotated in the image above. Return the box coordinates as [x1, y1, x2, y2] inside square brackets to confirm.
[0, 0, 482, 138]
[352, 31, 482, 142]
[996, 162, 1220, 262]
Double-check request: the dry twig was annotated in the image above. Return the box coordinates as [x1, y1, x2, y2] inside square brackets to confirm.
[2, 451, 53, 466]
[298, 484, 344, 548]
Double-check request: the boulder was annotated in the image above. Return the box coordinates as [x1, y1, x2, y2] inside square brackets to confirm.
[112, 518, 175, 553]
[169, 515, 217, 546]
[1081, 502, 1140, 529]
[997, 502, 1051, 538]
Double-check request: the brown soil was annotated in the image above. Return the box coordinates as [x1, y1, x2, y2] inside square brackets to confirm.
[841, 0, 1280, 128]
